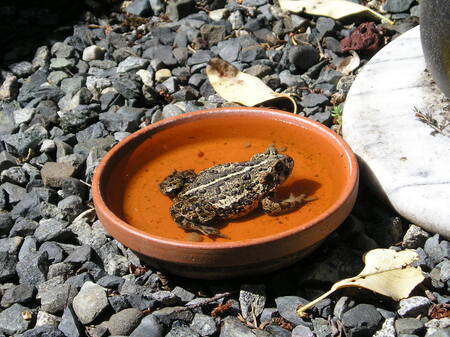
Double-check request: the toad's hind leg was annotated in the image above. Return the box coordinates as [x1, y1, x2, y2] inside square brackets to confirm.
[261, 193, 316, 216]
[170, 197, 228, 238]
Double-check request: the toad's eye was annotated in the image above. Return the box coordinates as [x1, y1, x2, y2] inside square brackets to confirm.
[275, 162, 284, 171]
[265, 173, 273, 184]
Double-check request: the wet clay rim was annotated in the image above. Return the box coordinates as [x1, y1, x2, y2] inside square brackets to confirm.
[92, 107, 359, 266]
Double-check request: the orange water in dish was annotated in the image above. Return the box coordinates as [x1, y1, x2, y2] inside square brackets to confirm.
[110, 115, 347, 243]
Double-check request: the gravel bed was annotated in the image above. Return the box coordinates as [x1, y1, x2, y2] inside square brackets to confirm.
[1, 0, 449, 336]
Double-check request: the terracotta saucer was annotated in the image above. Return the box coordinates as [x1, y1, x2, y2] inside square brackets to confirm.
[92, 107, 359, 279]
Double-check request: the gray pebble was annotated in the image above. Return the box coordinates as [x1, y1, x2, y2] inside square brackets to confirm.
[398, 296, 432, 317]
[72, 281, 109, 324]
[107, 308, 144, 336]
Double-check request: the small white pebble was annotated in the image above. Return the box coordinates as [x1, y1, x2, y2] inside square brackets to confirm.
[40, 139, 56, 153]
[82, 45, 105, 62]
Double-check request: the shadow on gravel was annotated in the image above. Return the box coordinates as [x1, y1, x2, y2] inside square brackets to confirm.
[0, 0, 115, 67]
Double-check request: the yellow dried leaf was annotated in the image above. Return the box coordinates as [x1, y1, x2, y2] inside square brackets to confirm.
[279, 0, 394, 25]
[297, 249, 425, 317]
[206, 58, 297, 114]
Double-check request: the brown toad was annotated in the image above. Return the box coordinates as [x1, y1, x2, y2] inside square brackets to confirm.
[159, 146, 310, 238]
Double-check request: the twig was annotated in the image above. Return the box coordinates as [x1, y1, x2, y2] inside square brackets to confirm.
[414, 107, 449, 136]
[175, 292, 232, 312]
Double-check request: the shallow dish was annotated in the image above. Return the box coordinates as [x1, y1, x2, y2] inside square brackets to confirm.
[92, 107, 359, 279]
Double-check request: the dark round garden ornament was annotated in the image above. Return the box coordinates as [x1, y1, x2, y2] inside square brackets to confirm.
[92, 107, 359, 279]
[420, 0, 450, 97]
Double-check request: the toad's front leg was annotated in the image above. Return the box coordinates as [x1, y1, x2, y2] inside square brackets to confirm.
[170, 197, 228, 238]
[261, 193, 316, 216]
[159, 169, 197, 198]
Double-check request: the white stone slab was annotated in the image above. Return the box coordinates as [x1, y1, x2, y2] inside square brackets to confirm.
[343, 26, 450, 239]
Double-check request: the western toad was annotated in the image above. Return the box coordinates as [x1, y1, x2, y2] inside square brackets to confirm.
[159, 146, 311, 238]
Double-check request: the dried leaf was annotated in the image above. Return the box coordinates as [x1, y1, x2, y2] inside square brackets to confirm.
[297, 249, 425, 316]
[429, 303, 450, 319]
[206, 58, 297, 114]
[211, 300, 233, 317]
[279, 0, 394, 25]
[336, 51, 360, 75]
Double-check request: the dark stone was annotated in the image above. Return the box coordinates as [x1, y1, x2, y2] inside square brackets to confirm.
[113, 74, 142, 99]
[150, 290, 179, 307]
[60, 177, 88, 199]
[9, 61, 33, 78]
[99, 106, 144, 132]
[59, 104, 99, 133]
[316, 17, 336, 37]
[0, 237, 22, 254]
[239, 284, 266, 321]
[107, 308, 144, 336]
[18, 236, 38, 261]
[217, 39, 241, 62]
[22, 325, 65, 337]
[0, 251, 18, 282]
[166, 0, 197, 21]
[3, 124, 48, 157]
[402, 224, 430, 249]
[16, 250, 49, 285]
[34, 218, 71, 242]
[312, 317, 332, 337]
[395, 318, 425, 335]
[65, 272, 93, 289]
[289, 45, 320, 72]
[220, 316, 254, 337]
[152, 306, 194, 325]
[40, 283, 77, 314]
[333, 297, 356, 319]
[80, 261, 106, 281]
[275, 296, 310, 327]
[109, 294, 132, 312]
[264, 325, 292, 337]
[0, 303, 32, 335]
[260, 308, 278, 322]
[143, 45, 177, 67]
[301, 94, 329, 108]
[98, 275, 125, 289]
[172, 286, 196, 304]
[240, 45, 266, 62]
[0, 212, 14, 235]
[324, 37, 342, 54]
[130, 314, 164, 337]
[39, 241, 65, 263]
[126, 0, 153, 16]
[58, 195, 84, 221]
[65, 244, 92, 265]
[166, 325, 200, 337]
[58, 304, 84, 337]
[0, 151, 17, 172]
[425, 234, 446, 266]
[190, 313, 218, 336]
[11, 190, 42, 220]
[384, 0, 415, 12]
[187, 50, 215, 66]
[0, 284, 36, 307]
[342, 304, 382, 336]
[398, 296, 432, 317]
[200, 25, 227, 46]
[1, 182, 26, 205]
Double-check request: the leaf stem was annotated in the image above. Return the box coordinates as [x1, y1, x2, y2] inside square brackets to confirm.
[296, 288, 336, 317]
